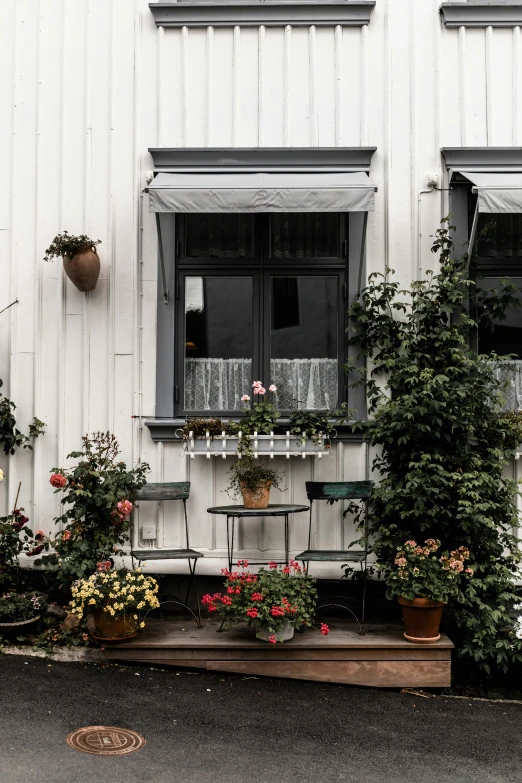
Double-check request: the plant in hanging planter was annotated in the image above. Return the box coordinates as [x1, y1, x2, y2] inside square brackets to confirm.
[202, 560, 326, 643]
[69, 567, 160, 640]
[180, 417, 230, 440]
[226, 459, 285, 509]
[287, 407, 335, 447]
[0, 591, 46, 635]
[385, 539, 473, 644]
[44, 231, 102, 292]
[40, 432, 150, 582]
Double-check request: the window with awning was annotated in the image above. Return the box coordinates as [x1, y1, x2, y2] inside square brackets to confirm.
[144, 147, 377, 431]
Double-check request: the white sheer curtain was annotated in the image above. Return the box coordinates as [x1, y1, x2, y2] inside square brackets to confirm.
[184, 357, 337, 411]
[492, 360, 522, 409]
[185, 358, 252, 411]
[271, 358, 338, 410]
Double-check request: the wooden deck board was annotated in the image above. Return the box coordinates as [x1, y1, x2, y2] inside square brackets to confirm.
[101, 618, 453, 687]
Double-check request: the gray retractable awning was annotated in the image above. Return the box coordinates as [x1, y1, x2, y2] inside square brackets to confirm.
[453, 171, 522, 213]
[148, 171, 376, 213]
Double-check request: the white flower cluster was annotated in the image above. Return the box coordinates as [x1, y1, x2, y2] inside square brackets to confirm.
[514, 603, 522, 640]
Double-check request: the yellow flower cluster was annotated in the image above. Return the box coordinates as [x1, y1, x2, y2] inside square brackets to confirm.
[70, 568, 160, 619]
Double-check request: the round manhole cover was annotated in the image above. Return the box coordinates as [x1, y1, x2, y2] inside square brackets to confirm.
[66, 726, 146, 756]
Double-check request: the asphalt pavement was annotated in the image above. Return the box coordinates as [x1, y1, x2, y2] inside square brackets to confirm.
[0, 654, 520, 783]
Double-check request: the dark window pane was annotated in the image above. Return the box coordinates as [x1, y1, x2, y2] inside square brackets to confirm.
[186, 214, 254, 258]
[184, 277, 253, 410]
[476, 214, 522, 260]
[270, 276, 338, 410]
[477, 277, 522, 357]
[270, 213, 338, 259]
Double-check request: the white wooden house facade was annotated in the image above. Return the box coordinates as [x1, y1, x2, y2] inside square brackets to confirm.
[1, 0, 522, 573]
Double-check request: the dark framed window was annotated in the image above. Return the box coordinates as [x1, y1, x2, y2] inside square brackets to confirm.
[176, 212, 348, 416]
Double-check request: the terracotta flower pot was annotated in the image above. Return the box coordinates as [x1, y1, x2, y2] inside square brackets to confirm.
[89, 608, 137, 641]
[256, 618, 295, 643]
[240, 481, 272, 509]
[398, 597, 445, 644]
[63, 248, 100, 292]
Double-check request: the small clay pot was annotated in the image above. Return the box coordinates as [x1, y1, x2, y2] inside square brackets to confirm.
[240, 481, 272, 509]
[398, 596, 445, 644]
[63, 248, 100, 292]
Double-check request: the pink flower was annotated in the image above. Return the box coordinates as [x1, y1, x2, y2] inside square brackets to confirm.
[241, 395, 250, 402]
[251, 592, 264, 601]
[252, 381, 263, 388]
[237, 559, 249, 568]
[246, 608, 259, 618]
[320, 623, 330, 636]
[269, 561, 278, 569]
[268, 635, 277, 644]
[269, 384, 277, 392]
[465, 568, 474, 576]
[62, 530, 72, 541]
[117, 499, 133, 519]
[96, 561, 112, 572]
[49, 473, 67, 489]
[35, 529, 46, 540]
[253, 386, 266, 395]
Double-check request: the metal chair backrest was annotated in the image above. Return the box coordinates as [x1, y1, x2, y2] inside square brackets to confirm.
[135, 482, 190, 502]
[305, 481, 373, 502]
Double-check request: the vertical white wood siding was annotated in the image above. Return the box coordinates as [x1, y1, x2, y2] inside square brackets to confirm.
[0, 0, 520, 570]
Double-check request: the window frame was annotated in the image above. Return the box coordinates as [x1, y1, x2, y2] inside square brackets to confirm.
[175, 213, 348, 418]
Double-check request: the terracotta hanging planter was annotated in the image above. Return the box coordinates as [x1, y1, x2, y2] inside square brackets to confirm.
[63, 247, 101, 292]
[241, 480, 272, 509]
[398, 596, 445, 644]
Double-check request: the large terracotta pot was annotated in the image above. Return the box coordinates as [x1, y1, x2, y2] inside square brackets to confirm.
[63, 248, 100, 292]
[241, 481, 272, 509]
[89, 608, 137, 641]
[398, 597, 445, 644]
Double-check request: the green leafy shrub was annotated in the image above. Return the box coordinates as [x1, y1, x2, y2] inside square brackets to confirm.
[346, 219, 522, 673]
[287, 408, 334, 446]
[0, 379, 45, 455]
[0, 592, 46, 623]
[38, 432, 149, 581]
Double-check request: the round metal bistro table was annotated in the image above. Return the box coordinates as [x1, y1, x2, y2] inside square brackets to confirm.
[207, 504, 309, 571]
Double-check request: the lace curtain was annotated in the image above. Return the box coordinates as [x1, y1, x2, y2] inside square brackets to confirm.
[184, 358, 337, 411]
[492, 360, 522, 409]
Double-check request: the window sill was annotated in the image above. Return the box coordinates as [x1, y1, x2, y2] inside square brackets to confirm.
[145, 418, 365, 443]
[149, 1, 376, 29]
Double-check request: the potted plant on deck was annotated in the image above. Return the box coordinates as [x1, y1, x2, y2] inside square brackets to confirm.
[44, 231, 102, 292]
[0, 592, 46, 636]
[226, 459, 285, 509]
[69, 566, 160, 641]
[202, 560, 329, 643]
[385, 539, 473, 644]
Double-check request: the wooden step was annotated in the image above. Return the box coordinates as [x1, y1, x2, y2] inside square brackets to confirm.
[101, 618, 453, 688]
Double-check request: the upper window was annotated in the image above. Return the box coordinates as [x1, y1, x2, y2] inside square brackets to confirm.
[176, 213, 347, 416]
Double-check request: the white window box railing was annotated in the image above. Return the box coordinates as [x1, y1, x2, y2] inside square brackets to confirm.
[181, 431, 332, 459]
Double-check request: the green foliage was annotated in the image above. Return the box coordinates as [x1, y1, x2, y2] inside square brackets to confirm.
[287, 408, 334, 446]
[39, 432, 149, 582]
[44, 231, 101, 262]
[226, 459, 285, 501]
[180, 418, 229, 439]
[385, 538, 473, 604]
[0, 592, 46, 623]
[202, 562, 318, 636]
[0, 379, 45, 455]
[346, 218, 522, 673]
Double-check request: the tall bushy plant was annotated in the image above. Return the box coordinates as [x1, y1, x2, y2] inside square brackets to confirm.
[347, 219, 522, 673]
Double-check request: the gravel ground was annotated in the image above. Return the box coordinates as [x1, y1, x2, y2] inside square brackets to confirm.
[0, 654, 520, 783]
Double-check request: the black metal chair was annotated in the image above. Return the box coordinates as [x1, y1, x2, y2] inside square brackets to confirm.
[296, 481, 373, 627]
[131, 482, 203, 626]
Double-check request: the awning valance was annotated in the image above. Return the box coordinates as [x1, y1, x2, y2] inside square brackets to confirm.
[148, 171, 376, 213]
[452, 170, 522, 214]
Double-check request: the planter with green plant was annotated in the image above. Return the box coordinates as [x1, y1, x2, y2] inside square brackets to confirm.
[44, 231, 101, 292]
[0, 591, 46, 635]
[385, 539, 473, 643]
[226, 459, 285, 509]
[201, 560, 328, 643]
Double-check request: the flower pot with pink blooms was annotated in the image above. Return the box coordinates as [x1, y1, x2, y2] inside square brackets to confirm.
[385, 539, 474, 644]
[39, 432, 150, 581]
[202, 560, 329, 643]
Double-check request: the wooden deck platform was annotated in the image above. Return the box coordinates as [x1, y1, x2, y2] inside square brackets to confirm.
[102, 618, 453, 688]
